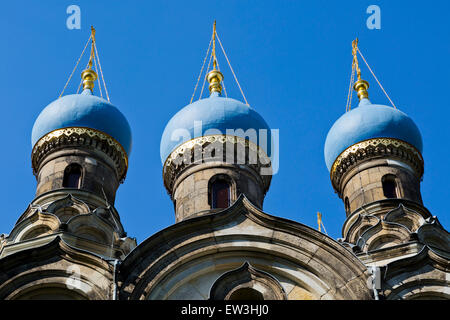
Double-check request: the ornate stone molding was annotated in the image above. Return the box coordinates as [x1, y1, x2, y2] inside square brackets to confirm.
[31, 127, 128, 182]
[340, 201, 449, 257]
[342, 201, 432, 246]
[330, 138, 424, 192]
[0, 236, 114, 300]
[209, 261, 287, 300]
[382, 246, 450, 300]
[1, 193, 136, 260]
[162, 135, 272, 194]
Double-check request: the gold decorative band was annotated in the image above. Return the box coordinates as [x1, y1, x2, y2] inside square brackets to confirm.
[330, 137, 424, 190]
[164, 135, 270, 168]
[31, 127, 128, 182]
[162, 134, 272, 194]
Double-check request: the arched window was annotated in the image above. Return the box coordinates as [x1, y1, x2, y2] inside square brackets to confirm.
[14, 287, 88, 300]
[209, 262, 287, 300]
[63, 164, 82, 189]
[382, 174, 398, 199]
[211, 179, 230, 209]
[229, 288, 264, 300]
[344, 197, 351, 214]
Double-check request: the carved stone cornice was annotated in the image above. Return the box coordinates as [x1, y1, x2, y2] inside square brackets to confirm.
[342, 200, 432, 245]
[31, 127, 128, 182]
[162, 135, 272, 195]
[382, 246, 450, 300]
[1, 193, 136, 260]
[339, 200, 450, 261]
[209, 261, 287, 300]
[330, 138, 424, 192]
[0, 236, 114, 300]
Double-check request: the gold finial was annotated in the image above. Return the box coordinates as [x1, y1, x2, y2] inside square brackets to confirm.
[81, 26, 98, 91]
[207, 20, 224, 94]
[352, 38, 369, 100]
[207, 69, 224, 94]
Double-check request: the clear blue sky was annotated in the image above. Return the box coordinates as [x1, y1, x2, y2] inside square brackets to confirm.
[0, 0, 449, 243]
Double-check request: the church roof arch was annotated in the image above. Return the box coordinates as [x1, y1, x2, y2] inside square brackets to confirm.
[0, 236, 114, 300]
[119, 195, 372, 300]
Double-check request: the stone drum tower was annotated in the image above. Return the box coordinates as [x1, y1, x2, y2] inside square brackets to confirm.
[0, 28, 136, 300]
[160, 23, 273, 222]
[323, 39, 450, 299]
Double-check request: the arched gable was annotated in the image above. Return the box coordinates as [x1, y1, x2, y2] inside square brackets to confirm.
[119, 195, 372, 300]
[0, 236, 114, 300]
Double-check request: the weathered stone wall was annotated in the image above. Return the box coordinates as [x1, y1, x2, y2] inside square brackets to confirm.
[0, 237, 114, 300]
[341, 159, 422, 216]
[172, 163, 265, 222]
[36, 148, 119, 204]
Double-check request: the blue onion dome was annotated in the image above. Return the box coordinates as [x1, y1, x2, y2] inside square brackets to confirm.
[32, 89, 132, 156]
[324, 97, 423, 172]
[160, 91, 271, 165]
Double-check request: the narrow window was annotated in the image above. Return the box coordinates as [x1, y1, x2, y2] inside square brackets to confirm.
[63, 164, 82, 189]
[382, 174, 398, 199]
[211, 179, 230, 209]
[344, 197, 351, 214]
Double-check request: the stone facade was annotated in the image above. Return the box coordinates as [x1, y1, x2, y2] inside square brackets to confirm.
[0, 237, 115, 300]
[118, 196, 373, 300]
[35, 148, 120, 203]
[0, 76, 448, 300]
[341, 159, 423, 216]
[173, 164, 265, 221]
[329, 135, 449, 300]
[0, 123, 449, 301]
[0, 127, 449, 300]
[164, 135, 271, 222]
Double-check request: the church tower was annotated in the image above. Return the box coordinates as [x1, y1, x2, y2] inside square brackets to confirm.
[325, 40, 424, 219]
[117, 27, 375, 301]
[25, 27, 135, 258]
[160, 22, 273, 222]
[1, 24, 448, 301]
[0, 28, 136, 300]
[323, 40, 449, 299]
